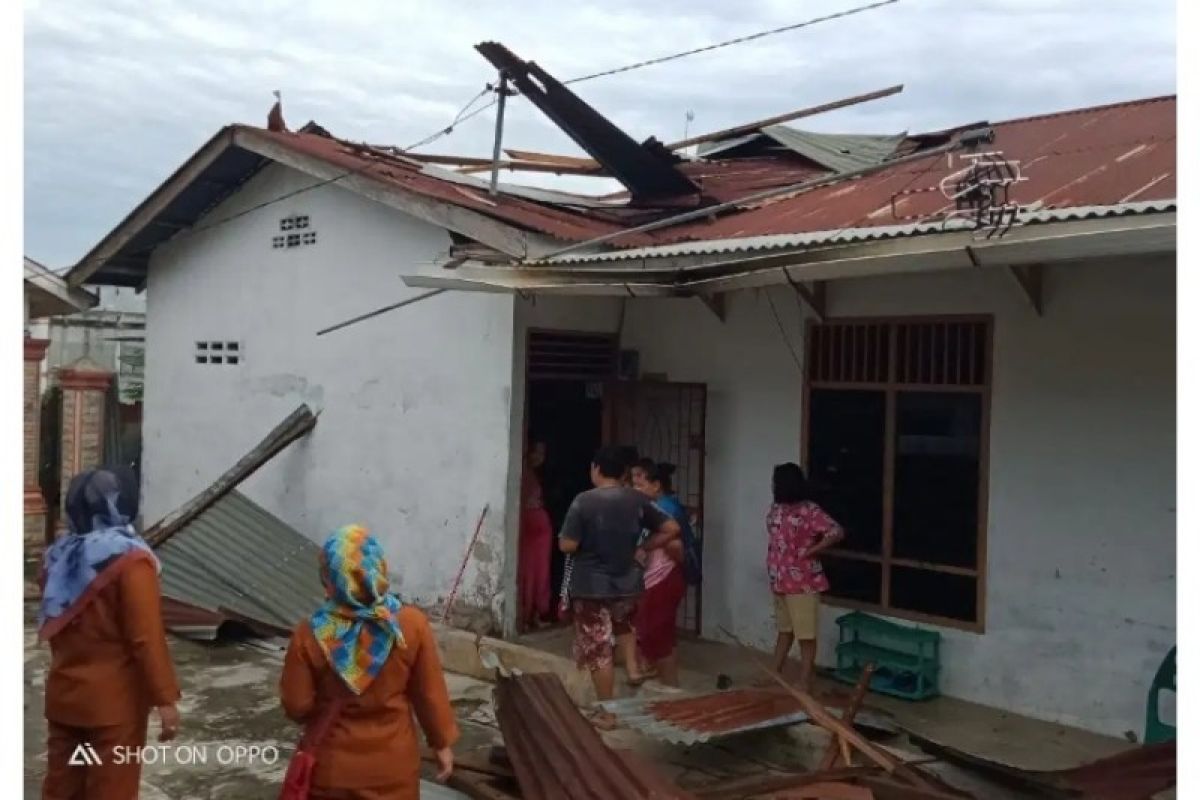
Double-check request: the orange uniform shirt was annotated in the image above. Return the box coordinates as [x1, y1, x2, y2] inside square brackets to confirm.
[280, 606, 460, 791]
[44, 558, 181, 727]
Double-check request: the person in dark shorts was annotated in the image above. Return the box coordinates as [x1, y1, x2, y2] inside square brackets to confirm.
[559, 446, 680, 720]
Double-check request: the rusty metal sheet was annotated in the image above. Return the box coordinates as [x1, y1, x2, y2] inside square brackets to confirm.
[246, 127, 648, 245]
[644, 95, 1176, 246]
[494, 672, 696, 800]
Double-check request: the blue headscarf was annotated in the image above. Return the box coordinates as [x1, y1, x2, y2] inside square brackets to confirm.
[39, 468, 157, 638]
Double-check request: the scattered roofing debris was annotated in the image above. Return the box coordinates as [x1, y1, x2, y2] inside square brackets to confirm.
[144, 404, 321, 638]
[157, 490, 326, 640]
[475, 42, 701, 205]
[494, 672, 696, 799]
[598, 691, 812, 745]
[145, 404, 317, 547]
[699, 127, 907, 174]
[600, 683, 897, 743]
[912, 735, 1176, 800]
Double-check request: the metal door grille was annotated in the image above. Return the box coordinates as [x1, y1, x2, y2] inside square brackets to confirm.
[603, 381, 707, 634]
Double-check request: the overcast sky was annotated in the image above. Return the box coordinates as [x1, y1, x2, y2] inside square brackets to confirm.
[24, 0, 1175, 268]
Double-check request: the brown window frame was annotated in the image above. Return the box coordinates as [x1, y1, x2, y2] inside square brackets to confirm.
[802, 314, 992, 633]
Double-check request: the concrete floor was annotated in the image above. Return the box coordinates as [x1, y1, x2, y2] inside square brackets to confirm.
[23, 603, 1165, 799]
[23, 614, 498, 799]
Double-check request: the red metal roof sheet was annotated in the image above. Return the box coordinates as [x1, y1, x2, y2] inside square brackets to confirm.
[238, 95, 1174, 252]
[641, 95, 1176, 245]
[239, 126, 647, 245]
[493, 672, 695, 800]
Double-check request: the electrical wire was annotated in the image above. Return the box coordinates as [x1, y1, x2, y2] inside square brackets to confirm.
[402, 86, 494, 151]
[564, 0, 899, 84]
[766, 289, 805, 371]
[401, 0, 901, 152]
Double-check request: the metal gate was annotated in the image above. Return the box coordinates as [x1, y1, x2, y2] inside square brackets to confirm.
[602, 381, 707, 634]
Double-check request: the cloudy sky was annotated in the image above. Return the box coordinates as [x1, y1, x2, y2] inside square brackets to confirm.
[24, 0, 1175, 268]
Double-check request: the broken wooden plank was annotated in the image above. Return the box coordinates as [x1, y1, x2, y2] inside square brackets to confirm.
[777, 782, 875, 800]
[856, 775, 969, 800]
[666, 85, 904, 151]
[504, 148, 599, 168]
[695, 767, 877, 800]
[716, 626, 946, 795]
[457, 159, 605, 176]
[820, 664, 876, 771]
[144, 404, 318, 548]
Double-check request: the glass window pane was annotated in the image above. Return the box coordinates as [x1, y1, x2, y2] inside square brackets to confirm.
[807, 389, 885, 554]
[892, 391, 982, 568]
[823, 556, 882, 605]
[890, 565, 977, 622]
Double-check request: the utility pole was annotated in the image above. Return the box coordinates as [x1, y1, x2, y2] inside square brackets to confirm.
[488, 72, 513, 196]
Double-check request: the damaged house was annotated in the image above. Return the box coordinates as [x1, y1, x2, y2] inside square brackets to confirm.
[66, 44, 1174, 739]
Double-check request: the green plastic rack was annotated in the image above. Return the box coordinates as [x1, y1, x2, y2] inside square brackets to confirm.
[833, 611, 940, 701]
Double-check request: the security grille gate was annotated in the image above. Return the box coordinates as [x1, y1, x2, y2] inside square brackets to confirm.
[603, 381, 707, 635]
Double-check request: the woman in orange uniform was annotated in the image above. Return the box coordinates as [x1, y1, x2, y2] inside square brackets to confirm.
[280, 524, 459, 800]
[40, 467, 182, 800]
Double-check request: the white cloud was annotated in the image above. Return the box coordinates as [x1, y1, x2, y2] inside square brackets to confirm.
[24, 0, 1175, 267]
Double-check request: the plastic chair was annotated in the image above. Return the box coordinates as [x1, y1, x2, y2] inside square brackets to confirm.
[1144, 646, 1175, 744]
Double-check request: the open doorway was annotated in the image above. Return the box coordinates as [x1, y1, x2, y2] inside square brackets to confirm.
[528, 379, 604, 613]
[521, 330, 616, 630]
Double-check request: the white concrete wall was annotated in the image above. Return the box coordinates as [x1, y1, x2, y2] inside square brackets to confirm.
[611, 258, 1173, 736]
[143, 164, 518, 621]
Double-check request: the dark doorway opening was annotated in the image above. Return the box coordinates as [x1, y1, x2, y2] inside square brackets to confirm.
[527, 379, 605, 616]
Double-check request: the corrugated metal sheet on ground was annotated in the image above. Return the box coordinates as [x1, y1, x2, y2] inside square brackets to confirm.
[495, 672, 695, 799]
[157, 490, 324, 636]
[599, 691, 895, 745]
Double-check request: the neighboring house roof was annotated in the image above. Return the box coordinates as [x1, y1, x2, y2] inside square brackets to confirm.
[68, 94, 1175, 289]
[24, 257, 97, 318]
[157, 490, 326, 639]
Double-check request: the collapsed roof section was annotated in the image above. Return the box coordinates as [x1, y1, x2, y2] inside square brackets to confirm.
[475, 42, 701, 206]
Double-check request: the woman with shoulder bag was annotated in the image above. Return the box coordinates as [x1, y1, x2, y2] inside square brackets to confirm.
[280, 525, 458, 799]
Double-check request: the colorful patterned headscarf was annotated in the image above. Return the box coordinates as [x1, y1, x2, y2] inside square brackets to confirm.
[309, 525, 405, 694]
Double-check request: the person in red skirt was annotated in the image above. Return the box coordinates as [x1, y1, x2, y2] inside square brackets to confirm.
[631, 460, 691, 687]
[518, 440, 554, 631]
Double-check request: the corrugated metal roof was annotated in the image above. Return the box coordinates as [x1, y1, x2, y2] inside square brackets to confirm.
[635, 95, 1176, 247]
[73, 94, 1176, 289]
[158, 490, 325, 636]
[541, 199, 1177, 264]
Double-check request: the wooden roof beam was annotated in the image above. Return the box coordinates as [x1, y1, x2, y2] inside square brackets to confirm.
[667, 84, 904, 151]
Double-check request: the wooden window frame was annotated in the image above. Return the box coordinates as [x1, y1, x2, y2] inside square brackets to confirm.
[802, 314, 993, 634]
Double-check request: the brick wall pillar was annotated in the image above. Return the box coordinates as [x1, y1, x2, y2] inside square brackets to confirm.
[24, 338, 50, 550]
[56, 360, 113, 537]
